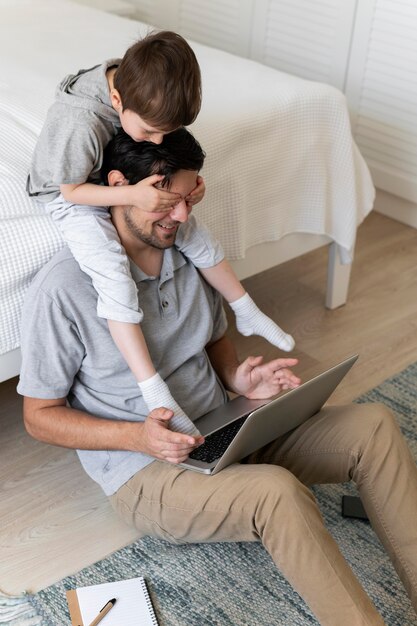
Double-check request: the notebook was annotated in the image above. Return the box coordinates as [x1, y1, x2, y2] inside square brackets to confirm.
[66, 576, 158, 626]
[180, 354, 358, 475]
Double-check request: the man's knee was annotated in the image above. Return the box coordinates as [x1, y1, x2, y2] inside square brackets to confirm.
[333, 401, 397, 446]
[360, 401, 394, 420]
[359, 402, 399, 440]
[353, 402, 408, 482]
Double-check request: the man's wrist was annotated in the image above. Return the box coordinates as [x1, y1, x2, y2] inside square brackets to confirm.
[118, 419, 145, 452]
[218, 363, 241, 395]
[206, 335, 241, 393]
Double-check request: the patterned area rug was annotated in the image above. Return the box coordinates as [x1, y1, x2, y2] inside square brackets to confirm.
[2, 363, 417, 626]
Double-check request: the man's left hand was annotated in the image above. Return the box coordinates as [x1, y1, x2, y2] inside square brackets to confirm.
[185, 175, 205, 206]
[232, 356, 301, 399]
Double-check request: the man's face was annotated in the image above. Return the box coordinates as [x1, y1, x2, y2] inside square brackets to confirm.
[122, 169, 197, 249]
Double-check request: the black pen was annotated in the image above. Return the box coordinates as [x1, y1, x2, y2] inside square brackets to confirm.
[87, 598, 116, 626]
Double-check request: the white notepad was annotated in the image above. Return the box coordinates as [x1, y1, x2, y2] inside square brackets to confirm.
[67, 576, 158, 626]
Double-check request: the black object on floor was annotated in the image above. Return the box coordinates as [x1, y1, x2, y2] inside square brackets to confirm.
[342, 495, 369, 520]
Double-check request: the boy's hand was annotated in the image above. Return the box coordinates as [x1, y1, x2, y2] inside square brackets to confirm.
[185, 175, 205, 207]
[130, 174, 181, 213]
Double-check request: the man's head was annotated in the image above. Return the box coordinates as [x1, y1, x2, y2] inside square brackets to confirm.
[111, 31, 201, 144]
[102, 127, 205, 250]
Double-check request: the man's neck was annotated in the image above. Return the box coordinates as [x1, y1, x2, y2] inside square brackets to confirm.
[120, 229, 164, 277]
[129, 245, 164, 277]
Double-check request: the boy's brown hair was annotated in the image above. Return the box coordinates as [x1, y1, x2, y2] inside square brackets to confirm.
[114, 30, 202, 131]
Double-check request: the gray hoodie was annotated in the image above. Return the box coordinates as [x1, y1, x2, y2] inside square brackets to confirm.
[27, 59, 121, 202]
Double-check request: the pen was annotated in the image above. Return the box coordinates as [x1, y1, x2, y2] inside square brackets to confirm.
[87, 598, 116, 626]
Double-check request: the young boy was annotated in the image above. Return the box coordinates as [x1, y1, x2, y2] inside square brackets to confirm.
[27, 30, 294, 438]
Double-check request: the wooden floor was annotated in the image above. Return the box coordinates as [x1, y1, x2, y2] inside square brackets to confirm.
[1, 210, 417, 596]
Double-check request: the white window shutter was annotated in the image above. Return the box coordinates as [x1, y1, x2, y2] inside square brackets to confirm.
[129, 0, 159, 27]
[176, 0, 255, 56]
[250, 0, 357, 90]
[129, 0, 179, 30]
[346, 0, 417, 203]
[130, 0, 254, 56]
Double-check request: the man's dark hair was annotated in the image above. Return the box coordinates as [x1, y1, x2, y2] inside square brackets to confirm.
[114, 30, 201, 130]
[101, 127, 206, 187]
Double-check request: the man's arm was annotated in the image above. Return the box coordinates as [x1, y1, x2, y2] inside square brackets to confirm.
[206, 335, 300, 399]
[23, 397, 201, 464]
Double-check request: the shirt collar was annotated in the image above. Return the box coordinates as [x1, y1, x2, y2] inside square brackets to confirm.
[129, 247, 187, 284]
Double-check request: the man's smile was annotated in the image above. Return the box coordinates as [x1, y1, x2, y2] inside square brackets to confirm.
[155, 221, 179, 234]
[156, 222, 177, 229]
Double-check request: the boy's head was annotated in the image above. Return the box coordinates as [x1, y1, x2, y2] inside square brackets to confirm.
[111, 30, 201, 142]
[101, 126, 205, 188]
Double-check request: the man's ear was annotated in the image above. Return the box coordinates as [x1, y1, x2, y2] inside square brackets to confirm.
[107, 170, 129, 187]
[110, 88, 123, 112]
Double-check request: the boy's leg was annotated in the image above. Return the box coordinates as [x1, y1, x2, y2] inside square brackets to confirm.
[108, 322, 201, 436]
[201, 261, 295, 351]
[229, 290, 295, 351]
[47, 198, 141, 323]
[176, 216, 295, 351]
[48, 198, 199, 435]
[110, 460, 385, 625]
[248, 402, 417, 612]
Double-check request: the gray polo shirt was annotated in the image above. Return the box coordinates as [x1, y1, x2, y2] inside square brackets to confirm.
[17, 247, 228, 495]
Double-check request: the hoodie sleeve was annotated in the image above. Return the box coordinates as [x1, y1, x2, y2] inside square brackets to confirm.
[44, 106, 106, 186]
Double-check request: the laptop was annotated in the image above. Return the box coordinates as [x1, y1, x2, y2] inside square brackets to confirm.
[180, 354, 358, 474]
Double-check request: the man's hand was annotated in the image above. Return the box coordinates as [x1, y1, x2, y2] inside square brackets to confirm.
[137, 408, 205, 464]
[129, 174, 181, 212]
[185, 175, 205, 207]
[231, 356, 301, 399]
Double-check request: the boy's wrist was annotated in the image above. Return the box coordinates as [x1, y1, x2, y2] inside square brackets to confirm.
[106, 182, 134, 208]
[123, 184, 134, 206]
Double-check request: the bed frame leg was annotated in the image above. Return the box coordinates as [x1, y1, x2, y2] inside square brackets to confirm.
[326, 242, 352, 309]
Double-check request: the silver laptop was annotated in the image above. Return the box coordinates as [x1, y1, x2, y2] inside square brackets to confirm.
[180, 354, 358, 474]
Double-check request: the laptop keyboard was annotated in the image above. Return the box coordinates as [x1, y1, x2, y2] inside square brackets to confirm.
[189, 415, 248, 464]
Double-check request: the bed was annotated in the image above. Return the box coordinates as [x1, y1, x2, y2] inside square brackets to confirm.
[0, 0, 375, 383]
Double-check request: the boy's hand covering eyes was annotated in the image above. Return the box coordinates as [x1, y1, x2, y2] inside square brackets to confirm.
[130, 174, 181, 213]
[185, 175, 205, 206]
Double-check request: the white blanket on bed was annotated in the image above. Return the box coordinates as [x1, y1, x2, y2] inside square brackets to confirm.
[0, 0, 374, 355]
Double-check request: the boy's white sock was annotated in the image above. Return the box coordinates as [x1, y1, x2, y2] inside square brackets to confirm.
[229, 293, 295, 351]
[138, 373, 201, 436]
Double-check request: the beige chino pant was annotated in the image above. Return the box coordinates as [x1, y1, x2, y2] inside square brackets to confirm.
[110, 403, 417, 625]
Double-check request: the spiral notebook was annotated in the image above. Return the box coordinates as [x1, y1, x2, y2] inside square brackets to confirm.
[66, 576, 158, 626]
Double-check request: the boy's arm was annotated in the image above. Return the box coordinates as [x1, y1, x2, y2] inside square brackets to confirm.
[23, 397, 199, 464]
[61, 181, 134, 207]
[60, 175, 181, 211]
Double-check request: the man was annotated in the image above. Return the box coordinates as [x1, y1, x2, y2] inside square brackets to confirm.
[18, 128, 417, 626]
